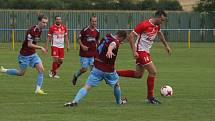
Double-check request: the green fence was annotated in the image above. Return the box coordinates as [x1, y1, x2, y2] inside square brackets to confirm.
[0, 10, 214, 43]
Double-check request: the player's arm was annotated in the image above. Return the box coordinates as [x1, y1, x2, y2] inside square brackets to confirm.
[79, 38, 88, 51]
[45, 27, 53, 51]
[45, 35, 51, 51]
[64, 27, 70, 51]
[128, 31, 138, 59]
[106, 42, 116, 59]
[157, 31, 171, 55]
[28, 40, 47, 54]
[65, 34, 70, 51]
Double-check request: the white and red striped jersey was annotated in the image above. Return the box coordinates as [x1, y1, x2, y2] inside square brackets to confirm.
[133, 19, 160, 52]
[48, 24, 68, 48]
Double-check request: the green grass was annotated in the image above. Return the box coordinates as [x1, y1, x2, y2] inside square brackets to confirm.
[0, 42, 215, 121]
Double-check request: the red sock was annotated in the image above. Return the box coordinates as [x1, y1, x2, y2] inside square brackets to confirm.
[147, 76, 155, 98]
[52, 62, 58, 74]
[117, 70, 136, 78]
[56, 62, 62, 69]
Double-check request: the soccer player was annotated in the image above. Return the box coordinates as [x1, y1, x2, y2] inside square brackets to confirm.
[72, 16, 100, 85]
[117, 10, 171, 104]
[45, 16, 70, 78]
[0, 14, 48, 95]
[64, 30, 128, 107]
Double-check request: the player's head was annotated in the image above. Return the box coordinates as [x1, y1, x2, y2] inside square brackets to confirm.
[90, 15, 97, 28]
[55, 16, 62, 26]
[116, 30, 127, 42]
[153, 10, 167, 25]
[37, 14, 48, 29]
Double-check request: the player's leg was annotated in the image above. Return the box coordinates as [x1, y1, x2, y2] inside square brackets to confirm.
[1, 55, 27, 76]
[52, 47, 64, 78]
[65, 67, 103, 107]
[49, 46, 59, 77]
[105, 71, 127, 104]
[144, 62, 161, 104]
[49, 57, 59, 77]
[34, 62, 47, 95]
[72, 57, 90, 85]
[0, 66, 26, 76]
[31, 54, 46, 95]
[116, 64, 145, 78]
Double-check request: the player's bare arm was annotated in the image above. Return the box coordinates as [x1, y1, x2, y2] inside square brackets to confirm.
[157, 31, 171, 55]
[45, 35, 51, 51]
[129, 31, 139, 59]
[106, 42, 116, 59]
[28, 40, 47, 54]
[65, 34, 70, 51]
[79, 39, 88, 51]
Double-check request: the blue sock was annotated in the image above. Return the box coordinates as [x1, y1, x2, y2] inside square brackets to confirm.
[73, 87, 87, 103]
[6, 69, 18, 75]
[75, 70, 82, 77]
[114, 85, 121, 104]
[36, 72, 43, 87]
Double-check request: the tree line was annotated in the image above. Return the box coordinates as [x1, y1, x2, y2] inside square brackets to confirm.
[0, 0, 182, 10]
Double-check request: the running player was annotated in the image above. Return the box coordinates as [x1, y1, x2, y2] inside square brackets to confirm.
[45, 16, 70, 78]
[72, 16, 100, 85]
[64, 30, 127, 107]
[117, 10, 171, 104]
[0, 14, 48, 95]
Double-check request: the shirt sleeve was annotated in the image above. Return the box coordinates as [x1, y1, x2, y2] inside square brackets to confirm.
[27, 29, 34, 41]
[79, 29, 85, 40]
[47, 26, 53, 36]
[133, 21, 146, 35]
[96, 31, 100, 42]
[109, 41, 117, 50]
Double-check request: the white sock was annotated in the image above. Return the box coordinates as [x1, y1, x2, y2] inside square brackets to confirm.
[36, 85, 41, 92]
[0, 67, 7, 73]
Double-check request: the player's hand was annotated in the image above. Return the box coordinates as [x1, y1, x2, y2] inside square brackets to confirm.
[66, 46, 70, 52]
[82, 46, 89, 51]
[165, 46, 171, 56]
[106, 51, 115, 59]
[45, 47, 48, 52]
[41, 47, 48, 54]
[133, 51, 139, 59]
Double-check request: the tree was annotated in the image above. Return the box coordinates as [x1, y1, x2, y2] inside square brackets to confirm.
[194, 0, 215, 12]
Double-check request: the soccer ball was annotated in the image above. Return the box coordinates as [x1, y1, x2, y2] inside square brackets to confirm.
[160, 85, 173, 96]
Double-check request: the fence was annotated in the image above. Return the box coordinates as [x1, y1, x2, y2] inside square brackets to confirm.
[0, 28, 214, 50]
[0, 10, 214, 49]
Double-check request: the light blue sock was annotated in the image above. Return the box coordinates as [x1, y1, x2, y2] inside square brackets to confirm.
[114, 85, 121, 104]
[36, 72, 43, 87]
[6, 69, 18, 75]
[75, 70, 82, 77]
[73, 87, 87, 103]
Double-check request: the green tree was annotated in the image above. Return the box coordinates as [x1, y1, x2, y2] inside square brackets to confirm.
[194, 0, 215, 12]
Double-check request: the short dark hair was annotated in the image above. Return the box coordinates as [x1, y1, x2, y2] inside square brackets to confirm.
[155, 10, 167, 17]
[55, 15, 61, 20]
[90, 15, 97, 21]
[116, 30, 127, 40]
[38, 14, 48, 21]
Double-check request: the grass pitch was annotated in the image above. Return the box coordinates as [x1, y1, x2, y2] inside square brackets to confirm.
[0, 42, 215, 121]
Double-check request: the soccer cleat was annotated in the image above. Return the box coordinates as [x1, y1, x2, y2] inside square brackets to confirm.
[64, 102, 78, 107]
[48, 70, 53, 77]
[147, 97, 161, 104]
[72, 75, 78, 85]
[49, 70, 60, 78]
[120, 97, 128, 104]
[0, 66, 7, 73]
[53, 75, 60, 79]
[35, 89, 47, 95]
